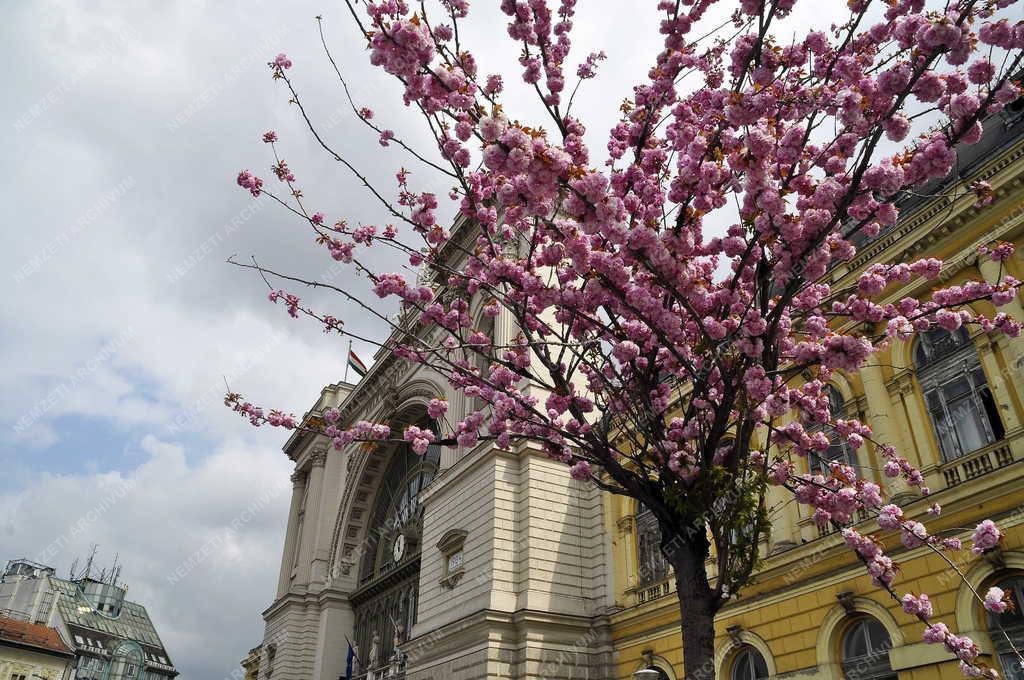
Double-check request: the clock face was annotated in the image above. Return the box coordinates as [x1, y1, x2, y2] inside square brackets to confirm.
[392, 534, 406, 562]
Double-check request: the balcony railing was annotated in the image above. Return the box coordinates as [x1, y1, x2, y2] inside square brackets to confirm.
[635, 577, 675, 605]
[941, 440, 1016, 488]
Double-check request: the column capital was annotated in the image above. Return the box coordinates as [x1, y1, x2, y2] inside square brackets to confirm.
[310, 448, 328, 468]
[290, 470, 307, 486]
[975, 252, 1002, 283]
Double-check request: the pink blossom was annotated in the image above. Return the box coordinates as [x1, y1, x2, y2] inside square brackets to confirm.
[569, 460, 592, 480]
[901, 593, 933, 618]
[983, 586, 1008, 614]
[971, 520, 1002, 554]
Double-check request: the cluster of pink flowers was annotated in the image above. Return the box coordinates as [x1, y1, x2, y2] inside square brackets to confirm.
[271, 53, 292, 71]
[427, 398, 448, 419]
[842, 529, 897, 587]
[236, 170, 263, 197]
[268, 289, 301, 318]
[971, 520, 1002, 555]
[266, 410, 297, 428]
[403, 424, 435, 455]
[984, 586, 1009, 614]
[228, 3, 1024, 677]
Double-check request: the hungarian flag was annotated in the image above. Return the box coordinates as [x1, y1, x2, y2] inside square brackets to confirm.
[348, 349, 368, 378]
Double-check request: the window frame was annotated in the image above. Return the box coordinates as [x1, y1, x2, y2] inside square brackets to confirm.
[985, 574, 1024, 680]
[730, 646, 769, 680]
[635, 503, 670, 587]
[914, 328, 1004, 461]
[840, 616, 895, 680]
[809, 386, 857, 474]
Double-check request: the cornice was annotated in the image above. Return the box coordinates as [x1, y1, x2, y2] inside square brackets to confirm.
[841, 134, 1024, 277]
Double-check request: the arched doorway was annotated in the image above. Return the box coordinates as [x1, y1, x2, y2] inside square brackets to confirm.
[350, 415, 440, 679]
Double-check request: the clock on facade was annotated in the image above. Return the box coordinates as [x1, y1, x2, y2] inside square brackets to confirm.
[392, 533, 406, 562]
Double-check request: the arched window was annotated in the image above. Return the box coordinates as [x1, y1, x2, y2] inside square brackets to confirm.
[352, 415, 440, 677]
[985, 574, 1024, 680]
[107, 641, 144, 680]
[841, 617, 895, 680]
[914, 328, 1004, 461]
[731, 647, 769, 680]
[811, 386, 856, 474]
[636, 504, 669, 586]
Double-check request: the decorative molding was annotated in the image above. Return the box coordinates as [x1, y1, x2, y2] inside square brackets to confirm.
[714, 628, 778, 680]
[435, 529, 468, 553]
[310, 449, 328, 468]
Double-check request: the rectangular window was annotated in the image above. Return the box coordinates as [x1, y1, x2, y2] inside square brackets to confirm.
[447, 550, 464, 573]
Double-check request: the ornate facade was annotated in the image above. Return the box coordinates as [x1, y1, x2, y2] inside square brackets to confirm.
[251, 226, 616, 679]
[606, 93, 1024, 679]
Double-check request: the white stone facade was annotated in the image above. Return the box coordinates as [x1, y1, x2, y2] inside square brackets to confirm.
[255, 324, 616, 679]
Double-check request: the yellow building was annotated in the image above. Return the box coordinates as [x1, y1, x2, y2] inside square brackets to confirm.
[606, 104, 1024, 678]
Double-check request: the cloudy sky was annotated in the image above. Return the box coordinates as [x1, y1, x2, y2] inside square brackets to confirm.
[0, 1, 683, 676]
[5, 0, 917, 676]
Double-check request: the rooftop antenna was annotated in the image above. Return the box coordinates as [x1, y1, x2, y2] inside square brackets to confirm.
[83, 544, 98, 580]
[68, 558, 79, 580]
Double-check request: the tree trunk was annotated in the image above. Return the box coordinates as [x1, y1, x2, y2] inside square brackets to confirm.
[669, 536, 718, 680]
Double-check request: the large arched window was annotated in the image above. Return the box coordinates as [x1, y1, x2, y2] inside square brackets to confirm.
[841, 617, 895, 680]
[985, 574, 1024, 680]
[352, 416, 440, 677]
[810, 386, 856, 474]
[731, 647, 769, 680]
[636, 504, 669, 586]
[914, 328, 1004, 461]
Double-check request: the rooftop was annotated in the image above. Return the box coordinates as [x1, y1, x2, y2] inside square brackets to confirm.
[0, 614, 73, 657]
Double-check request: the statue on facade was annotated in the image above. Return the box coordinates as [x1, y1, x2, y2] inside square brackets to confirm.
[368, 630, 380, 677]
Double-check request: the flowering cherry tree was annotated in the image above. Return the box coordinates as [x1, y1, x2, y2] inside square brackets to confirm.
[228, 1, 1024, 677]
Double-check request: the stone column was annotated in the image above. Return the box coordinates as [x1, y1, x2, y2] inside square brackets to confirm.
[297, 448, 327, 586]
[277, 469, 307, 598]
[616, 514, 637, 591]
[859, 362, 902, 462]
[859, 361, 915, 501]
[976, 335, 1023, 432]
[311, 445, 344, 586]
[895, 375, 946, 490]
[312, 593, 356, 680]
[978, 256, 1024, 382]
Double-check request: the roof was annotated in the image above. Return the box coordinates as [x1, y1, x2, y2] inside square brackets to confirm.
[47, 575, 175, 667]
[0, 615, 73, 656]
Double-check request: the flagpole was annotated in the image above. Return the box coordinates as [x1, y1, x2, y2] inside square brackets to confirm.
[344, 339, 352, 383]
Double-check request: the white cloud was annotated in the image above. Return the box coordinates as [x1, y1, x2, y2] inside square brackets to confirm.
[0, 435, 292, 678]
[0, 0, 915, 677]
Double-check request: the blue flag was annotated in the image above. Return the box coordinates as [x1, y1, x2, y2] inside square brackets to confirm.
[345, 641, 355, 680]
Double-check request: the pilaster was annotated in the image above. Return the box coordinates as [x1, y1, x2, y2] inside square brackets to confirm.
[277, 469, 307, 598]
[297, 448, 327, 586]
